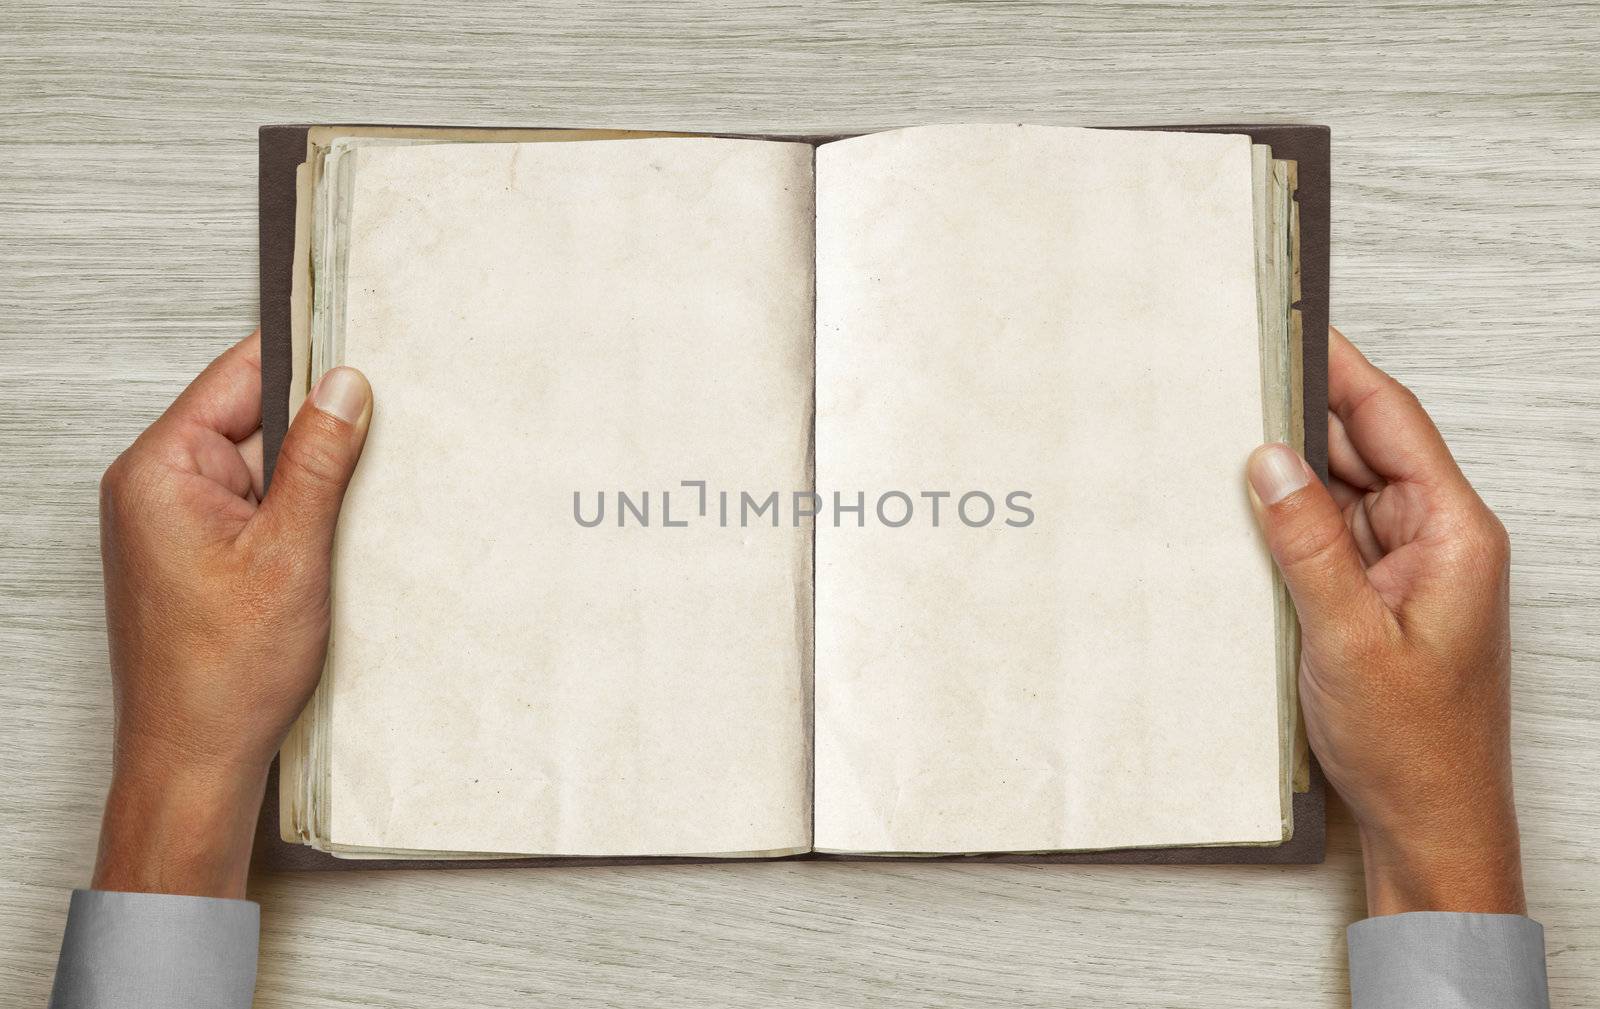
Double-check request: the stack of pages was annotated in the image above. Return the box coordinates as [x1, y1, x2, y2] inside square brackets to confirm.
[277, 124, 1306, 859]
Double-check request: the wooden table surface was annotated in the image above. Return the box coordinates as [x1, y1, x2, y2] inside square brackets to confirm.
[3, 3, 1597, 1005]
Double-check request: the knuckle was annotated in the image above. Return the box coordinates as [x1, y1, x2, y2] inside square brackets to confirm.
[1391, 378, 1424, 412]
[1274, 504, 1347, 575]
[1467, 510, 1512, 569]
[283, 436, 348, 493]
[99, 454, 126, 502]
[99, 450, 159, 517]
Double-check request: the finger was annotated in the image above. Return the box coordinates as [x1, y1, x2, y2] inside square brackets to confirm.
[188, 428, 257, 503]
[1328, 410, 1383, 492]
[1247, 442, 1393, 642]
[158, 331, 263, 442]
[1342, 494, 1386, 567]
[1327, 327, 1467, 490]
[1329, 474, 1365, 510]
[238, 429, 265, 502]
[249, 367, 373, 559]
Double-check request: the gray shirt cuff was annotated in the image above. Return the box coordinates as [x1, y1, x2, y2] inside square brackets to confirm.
[49, 889, 260, 1009]
[1348, 912, 1549, 1009]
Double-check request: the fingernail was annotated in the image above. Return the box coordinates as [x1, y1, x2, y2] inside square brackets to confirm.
[312, 367, 370, 425]
[1248, 443, 1310, 505]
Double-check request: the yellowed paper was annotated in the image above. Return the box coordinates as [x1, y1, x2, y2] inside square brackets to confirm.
[323, 138, 815, 856]
[283, 124, 1298, 859]
[812, 125, 1285, 853]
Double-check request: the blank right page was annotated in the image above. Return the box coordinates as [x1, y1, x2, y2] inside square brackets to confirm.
[812, 125, 1284, 853]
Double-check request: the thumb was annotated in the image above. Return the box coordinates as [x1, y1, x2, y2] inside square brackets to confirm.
[254, 367, 373, 558]
[1246, 442, 1385, 641]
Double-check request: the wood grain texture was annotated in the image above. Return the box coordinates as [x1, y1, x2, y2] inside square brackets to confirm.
[1, 2, 1596, 1005]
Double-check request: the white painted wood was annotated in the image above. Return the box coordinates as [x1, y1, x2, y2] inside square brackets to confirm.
[2, 2, 1596, 1005]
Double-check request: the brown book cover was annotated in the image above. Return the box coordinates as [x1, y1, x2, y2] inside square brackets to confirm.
[255, 123, 1330, 870]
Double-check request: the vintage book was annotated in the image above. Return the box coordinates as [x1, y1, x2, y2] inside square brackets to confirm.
[256, 123, 1330, 868]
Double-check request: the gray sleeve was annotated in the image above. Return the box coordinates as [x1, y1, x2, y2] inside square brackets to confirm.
[49, 889, 259, 1009]
[1348, 911, 1549, 1009]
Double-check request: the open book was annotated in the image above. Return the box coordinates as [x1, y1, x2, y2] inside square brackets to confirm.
[273, 124, 1308, 860]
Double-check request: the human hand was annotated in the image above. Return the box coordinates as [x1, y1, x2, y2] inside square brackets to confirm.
[95, 332, 371, 898]
[1246, 327, 1520, 916]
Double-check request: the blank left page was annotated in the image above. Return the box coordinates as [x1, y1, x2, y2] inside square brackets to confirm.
[325, 138, 815, 856]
